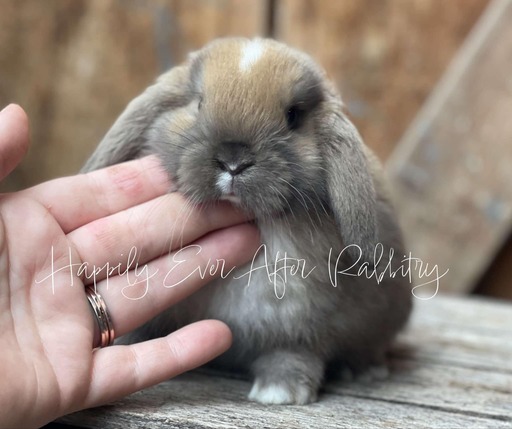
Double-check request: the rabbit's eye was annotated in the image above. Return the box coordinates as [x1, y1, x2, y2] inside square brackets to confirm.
[286, 105, 304, 131]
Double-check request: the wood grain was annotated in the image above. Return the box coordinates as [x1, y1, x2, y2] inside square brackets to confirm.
[0, 0, 268, 191]
[58, 296, 512, 428]
[0, 0, 487, 190]
[387, 0, 512, 294]
[274, 0, 489, 160]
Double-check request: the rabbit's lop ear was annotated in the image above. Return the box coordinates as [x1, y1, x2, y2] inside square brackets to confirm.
[320, 96, 378, 265]
[81, 63, 193, 172]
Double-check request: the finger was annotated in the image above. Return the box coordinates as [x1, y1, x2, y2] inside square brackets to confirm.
[24, 156, 171, 233]
[0, 104, 29, 180]
[85, 320, 231, 408]
[91, 223, 260, 339]
[68, 194, 253, 281]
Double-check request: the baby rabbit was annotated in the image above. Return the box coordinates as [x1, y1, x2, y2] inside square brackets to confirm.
[82, 38, 412, 405]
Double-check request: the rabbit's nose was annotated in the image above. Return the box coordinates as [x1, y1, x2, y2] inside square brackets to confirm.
[215, 159, 254, 176]
[215, 141, 254, 175]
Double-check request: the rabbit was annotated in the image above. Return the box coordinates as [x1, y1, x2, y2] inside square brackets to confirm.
[82, 38, 413, 405]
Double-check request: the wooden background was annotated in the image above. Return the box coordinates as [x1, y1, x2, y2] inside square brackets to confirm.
[2, 0, 510, 298]
[0, 0, 488, 185]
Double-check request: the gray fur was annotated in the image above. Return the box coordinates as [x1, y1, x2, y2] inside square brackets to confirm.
[83, 38, 413, 405]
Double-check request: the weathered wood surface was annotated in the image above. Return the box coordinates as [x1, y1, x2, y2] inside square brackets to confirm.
[275, 0, 489, 160]
[0, 0, 268, 191]
[59, 296, 512, 428]
[386, 0, 512, 295]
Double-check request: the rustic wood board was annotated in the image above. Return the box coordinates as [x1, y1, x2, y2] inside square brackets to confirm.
[386, 0, 512, 294]
[274, 0, 489, 160]
[58, 296, 512, 428]
[1, 0, 487, 191]
[0, 0, 269, 191]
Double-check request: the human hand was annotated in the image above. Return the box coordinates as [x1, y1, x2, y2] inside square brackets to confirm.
[0, 104, 260, 428]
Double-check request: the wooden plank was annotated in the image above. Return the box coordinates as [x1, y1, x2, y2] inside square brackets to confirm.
[1, 0, 487, 191]
[330, 297, 512, 420]
[386, 0, 512, 294]
[330, 360, 512, 420]
[274, 0, 489, 161]
[59, 374, 512, 429]
[0, 0, 269, 191]
[58, 296, 512, 428]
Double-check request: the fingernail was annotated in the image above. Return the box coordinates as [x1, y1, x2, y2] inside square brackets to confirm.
[0, 104, 14, 115]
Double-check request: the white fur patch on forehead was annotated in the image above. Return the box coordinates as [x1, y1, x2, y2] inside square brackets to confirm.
[239, 39, 265, 73]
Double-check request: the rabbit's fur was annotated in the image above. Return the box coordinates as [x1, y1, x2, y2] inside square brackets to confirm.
[83, 38, 412, 405]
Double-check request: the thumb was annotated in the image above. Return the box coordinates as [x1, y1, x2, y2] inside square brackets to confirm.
[0, 104, 30, 181]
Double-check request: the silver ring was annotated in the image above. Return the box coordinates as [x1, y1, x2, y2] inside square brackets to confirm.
[85, 286, 115, 348]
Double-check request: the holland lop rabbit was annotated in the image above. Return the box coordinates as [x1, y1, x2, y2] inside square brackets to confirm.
[83, 38, 412, 405]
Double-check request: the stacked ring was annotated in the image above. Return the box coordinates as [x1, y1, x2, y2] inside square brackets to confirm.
[85, 286, 115, 348]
